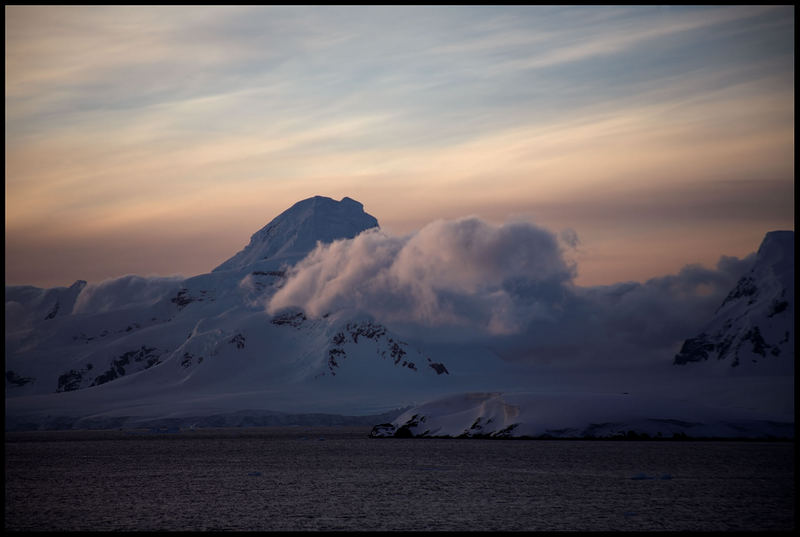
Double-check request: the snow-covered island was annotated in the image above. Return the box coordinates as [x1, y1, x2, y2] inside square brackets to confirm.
[368, 391, 793, 440]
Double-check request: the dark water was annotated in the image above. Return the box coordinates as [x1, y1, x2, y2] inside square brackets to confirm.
[5, 427, 795, 531]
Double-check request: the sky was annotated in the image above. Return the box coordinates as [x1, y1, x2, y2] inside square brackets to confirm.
[5, 5, 794, 289]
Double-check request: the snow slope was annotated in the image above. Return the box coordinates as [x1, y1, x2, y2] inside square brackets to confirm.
[368, 231, 795, 439]
[5, 196, 518, 430]
[368, 391, 793, 439]
[5, 198, 794, 435]
[673, 230, 794, 374]
[212, 195, 378, 273]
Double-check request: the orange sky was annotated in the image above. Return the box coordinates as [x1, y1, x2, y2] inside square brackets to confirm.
[5, 5, 794, 288]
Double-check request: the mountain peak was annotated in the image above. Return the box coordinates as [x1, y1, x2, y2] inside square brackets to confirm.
[213, 196, 379, 272]
[757, 230, 794, 272]
[673, 230, 794, 371]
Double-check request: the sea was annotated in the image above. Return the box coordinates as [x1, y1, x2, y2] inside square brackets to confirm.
[4, 427, 795, 532]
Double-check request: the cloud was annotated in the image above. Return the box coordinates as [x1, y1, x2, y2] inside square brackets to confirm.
[5, 6, 791, 291]
[267, 217, 576, 335]
[268, 216, 757, 367]
[559, 228, 580, 249]
[488, 5, 780, 73]
[73, 274, 184, 315]
[490, 253, 756, 367]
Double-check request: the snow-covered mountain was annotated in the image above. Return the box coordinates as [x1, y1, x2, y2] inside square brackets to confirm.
[5, 198, 794, 436]
[673, 230, 794, 373]
[368, 231, 795, 439]
[5, 196, 520, 430]
[212, 195, 378, 272]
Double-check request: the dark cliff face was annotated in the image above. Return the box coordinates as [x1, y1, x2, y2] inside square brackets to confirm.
[673, 333, 717, 365]
[325, 320, 447, 377]
[674, 231, 794, 370]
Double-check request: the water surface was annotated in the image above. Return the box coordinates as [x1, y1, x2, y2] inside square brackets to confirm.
[5, 427, 794, 531]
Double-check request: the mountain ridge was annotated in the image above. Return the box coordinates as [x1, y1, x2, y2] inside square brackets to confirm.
[4, 198, 794, 433]
[673, 230, 793, 372]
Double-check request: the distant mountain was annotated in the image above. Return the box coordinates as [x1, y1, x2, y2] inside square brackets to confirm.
[5, 196, 515, 431]
[4, 198, 793, 434]
[673, 230, 794, 373]
[5, 279, 87, 332]
[212, 195, 378, 272]
[368, 231, 795, 440]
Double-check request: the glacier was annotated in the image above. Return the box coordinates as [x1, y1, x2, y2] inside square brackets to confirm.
[368, 391, 793, 439]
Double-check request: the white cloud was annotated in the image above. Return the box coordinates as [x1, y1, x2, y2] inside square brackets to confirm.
[268, 218, 575, 335]
[268, 216, 757, 367]
[73, 274, 184, 315]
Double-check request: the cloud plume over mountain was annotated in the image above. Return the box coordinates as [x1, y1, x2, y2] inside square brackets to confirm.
[268, 215, 756, 367]
[268, 217, 576, 336]
[5, 195, 791, 432]
[73, 275, 185, 315]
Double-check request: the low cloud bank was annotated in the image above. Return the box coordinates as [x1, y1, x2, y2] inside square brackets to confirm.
[73, 274, 184, 315]
[493, 256, 755, 366]
[268, 217, 756, 366]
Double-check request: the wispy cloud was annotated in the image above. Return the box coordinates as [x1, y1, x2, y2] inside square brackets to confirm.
[485, 5, 782, 73]
[5, 5, 793, 287]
